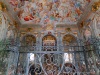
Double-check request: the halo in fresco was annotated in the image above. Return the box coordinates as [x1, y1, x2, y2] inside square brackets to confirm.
[9, 0, 91, 26]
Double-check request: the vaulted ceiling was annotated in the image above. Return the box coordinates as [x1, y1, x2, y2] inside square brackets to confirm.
[6, 0, 92, 25]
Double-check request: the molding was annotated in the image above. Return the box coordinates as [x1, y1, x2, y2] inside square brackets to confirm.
[56, 24, 77, 28]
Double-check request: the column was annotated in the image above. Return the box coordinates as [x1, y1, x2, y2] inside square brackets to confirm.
[0, 11, 8, 40]
[93, 17, 99, 37]
[57, 32, 62, 51]
[25, 54, 30, 75]
[6, 51, 19, 75]
[57, 32, 63, 65]
[35, 32, 41, 65]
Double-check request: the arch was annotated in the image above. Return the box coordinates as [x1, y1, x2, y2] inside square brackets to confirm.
[21, 34, 36, 46]
[21, 33, 36, 41]
[62, 34, 77, 45]
[42, 35, 57, 63]
[42, 35, 57, 46]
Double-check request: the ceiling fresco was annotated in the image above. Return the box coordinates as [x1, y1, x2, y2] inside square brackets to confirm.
[9, 0, 91, 26]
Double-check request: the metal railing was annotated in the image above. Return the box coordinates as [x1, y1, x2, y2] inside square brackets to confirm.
[0, 37, 100, 75]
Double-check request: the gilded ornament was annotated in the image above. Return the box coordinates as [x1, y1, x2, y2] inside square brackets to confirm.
[92, 1, 100, 11]
[0, 2, 6, 11]
[27, 28, 32, 32]
[0, 2, 2, 11]
[65, 28, 71, 32]
[0, 17, 2, 24]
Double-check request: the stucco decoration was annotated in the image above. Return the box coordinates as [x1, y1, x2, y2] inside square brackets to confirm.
[84, 29, 91, 40]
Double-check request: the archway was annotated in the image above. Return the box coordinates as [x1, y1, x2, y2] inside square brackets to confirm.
[42, 35, 57, 51]
[63, 34, 77, 46]
[22, 35, 36, 46]
[62, 34, 77, 71]
[17, 35, 36, 75]
[42, 35, 57, 46]
[42, 35, 57, 70]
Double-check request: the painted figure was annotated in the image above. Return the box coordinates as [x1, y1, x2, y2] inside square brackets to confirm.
[9, 0, 91, 28]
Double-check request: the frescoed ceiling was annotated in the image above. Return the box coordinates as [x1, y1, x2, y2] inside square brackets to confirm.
[7, 0, 91, 27]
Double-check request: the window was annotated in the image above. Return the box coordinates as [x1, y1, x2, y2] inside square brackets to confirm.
[64, 53, 73, 63]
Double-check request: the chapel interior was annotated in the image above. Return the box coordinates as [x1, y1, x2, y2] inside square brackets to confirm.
[0, 0, 100, 75]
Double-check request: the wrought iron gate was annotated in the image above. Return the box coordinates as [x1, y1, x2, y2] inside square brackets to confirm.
[0, 38, 100, 75]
